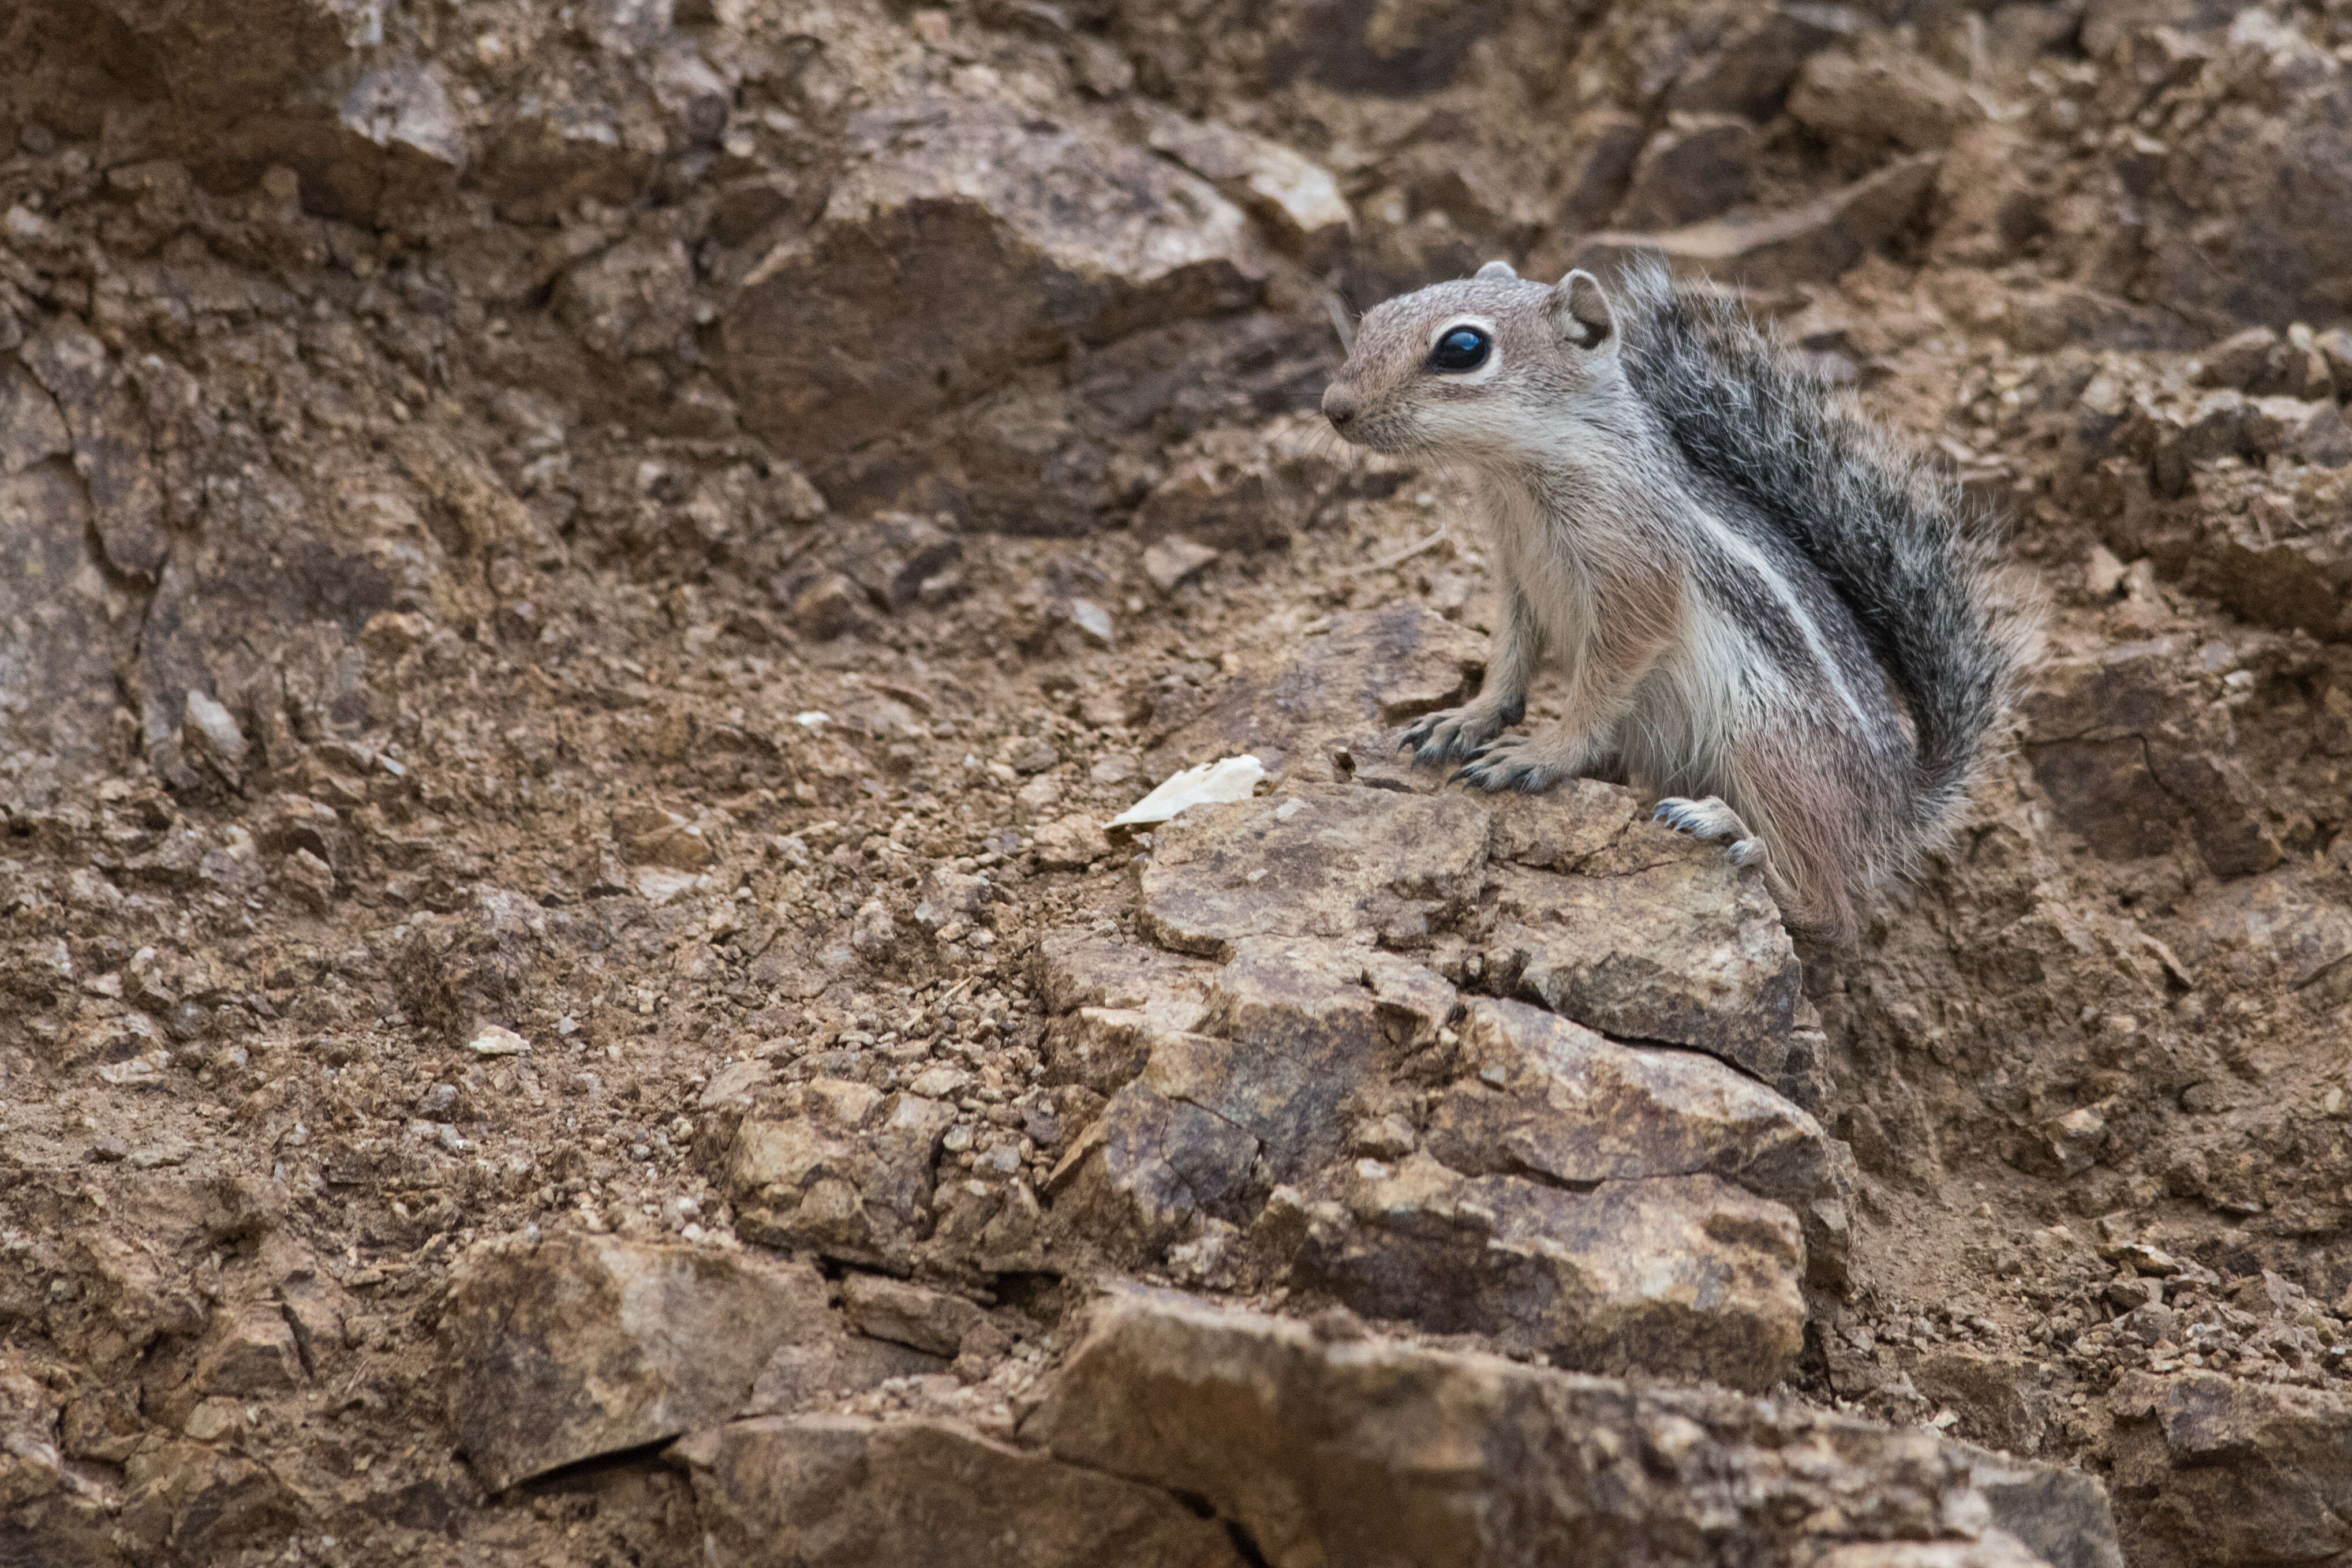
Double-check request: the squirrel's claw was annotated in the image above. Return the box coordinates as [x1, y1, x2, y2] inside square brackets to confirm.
[1453, 737, 1566, 794]
[1401, 704, 1510, 765]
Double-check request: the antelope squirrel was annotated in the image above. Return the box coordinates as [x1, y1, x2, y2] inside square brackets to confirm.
[1321, 259, 2033, 944]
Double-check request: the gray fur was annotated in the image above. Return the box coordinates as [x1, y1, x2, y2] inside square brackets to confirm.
[1322, 259, 2035, 943]
[1611, 260, 2031, 850]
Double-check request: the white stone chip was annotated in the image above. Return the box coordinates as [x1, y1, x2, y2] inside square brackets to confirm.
[468, 1024, 532, 1057]
[1066, 598, 1116, 645]
[97, 1049, 173, 1087]
[1108, 755, 1265, 832]
[184, 689, 249, 762]
[636, 867, 701, 905]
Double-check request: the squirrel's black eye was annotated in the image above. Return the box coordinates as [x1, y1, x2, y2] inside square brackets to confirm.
[1427, 327, 1491, 374]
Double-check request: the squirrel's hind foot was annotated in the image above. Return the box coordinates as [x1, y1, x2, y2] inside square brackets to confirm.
[1400, 698, 1520, 765]
[1652, 796, 1770, 869]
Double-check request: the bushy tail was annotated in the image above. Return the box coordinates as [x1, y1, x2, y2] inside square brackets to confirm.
[1613, 259, 2033, 851]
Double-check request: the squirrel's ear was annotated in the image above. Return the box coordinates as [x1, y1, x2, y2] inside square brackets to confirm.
[1475, 259, 1518, 280]
[1550, 270, 1613, 349]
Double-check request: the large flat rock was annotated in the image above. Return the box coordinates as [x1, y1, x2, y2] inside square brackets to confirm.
[439, 1233, 831, 1492]
[1049, 938, 1455, 1249]
[1026, 1288, 2108, 1567]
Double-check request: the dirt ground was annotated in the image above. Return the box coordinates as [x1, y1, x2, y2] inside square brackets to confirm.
[6, 0, 2352, 1563]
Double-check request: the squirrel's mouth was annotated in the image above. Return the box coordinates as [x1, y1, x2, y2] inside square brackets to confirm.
[1325, 410, 1411, 454]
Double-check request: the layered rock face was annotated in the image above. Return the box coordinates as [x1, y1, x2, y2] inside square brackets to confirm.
[3, 0, 2351, 1565]
[1038, 735, 1846, 1392]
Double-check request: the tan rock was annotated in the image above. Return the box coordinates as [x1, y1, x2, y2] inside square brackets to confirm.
[480, 100, 654, 224]
[276, 847, 335, 911]
[612, 804, 715, 871]
[837, 1274, 989, 1359]
[2182, 867, 2352, 998]
[1046, 1068, 1262, 1249]
[743, 1335, 945, 1417]
[1034, 927, 1216, 1023]
[832, 512, 963, 614]
[1555, 108, 1649, 231]
[1483, 776, 1677, 872]
[1145, 603, 1487, 779]
[1033, 811, 1113, 871]
[2110, 1371, 2352, 1567]
[1789, 42, 1980, 155]
[912, 866, 990, 933]
[1158, 940, 1449, 1170]
[338, 61, 467, 181]
[1914, 1353, 2061, 1461]
[1291, 1154, 1807, 1390]
[1128, 422, 1358, 556]
[722, 96, 1263, 464]
[119, 1439, 298, 1559]
[1141, 534, 1221, 593]
[1958, 1442, 2127, 1568]
[2189, 502, 2352, 641]
[1614, 113, 1758, 231]
[2125, 19, 2352, 327]
[2194, 326, 2284, 391]
[0, 1365, 69, 1518]
[1043, 1005, 1183, 1093]
[556, 233, 695, 362]
[1141, 786, 1490, 959]
[1131, 102, 1353, 265]
[193, 1306, 305, 1395]
[0, 361, 72, 477]
[1051, 937, 1456, 1256]
[1486, 854, 1803, 1090]
[18, 319, 169, 580]
[677, 1414, 1249, 1567]
[2021, 639, 2285, 877]
[1666, 8, 1844, 119]
[1428, 997, 1840, 1218]
[726, 1079, 958, 1267]
[439, 1233, 829, 1491]
[1028, 1288, 2103, 1565]
[2247, 396, 2352, 468]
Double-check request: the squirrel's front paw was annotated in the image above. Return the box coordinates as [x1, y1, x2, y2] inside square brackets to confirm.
[1452, 736, 1569, 794]
[1400, 701, 1516, 765]
[1652, 796, 1770, 868]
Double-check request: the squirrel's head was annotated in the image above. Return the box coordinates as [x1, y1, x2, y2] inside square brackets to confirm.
[1321, 261, 1628, 462]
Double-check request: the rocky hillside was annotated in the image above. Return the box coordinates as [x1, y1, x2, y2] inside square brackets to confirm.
[3, 0, 2351, 1562]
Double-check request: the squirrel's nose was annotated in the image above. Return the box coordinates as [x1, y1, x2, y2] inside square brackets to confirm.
[1323, 385, 1358, 429]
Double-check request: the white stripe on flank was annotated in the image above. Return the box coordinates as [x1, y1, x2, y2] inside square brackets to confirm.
[1689, 505, 1872, 727]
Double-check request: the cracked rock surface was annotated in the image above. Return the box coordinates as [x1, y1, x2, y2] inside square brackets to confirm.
[1042, 766, 1849, 1391]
